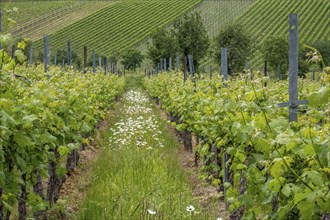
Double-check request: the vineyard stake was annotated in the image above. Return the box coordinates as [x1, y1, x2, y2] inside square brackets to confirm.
[160, 58, 163, 71]
[54, 54, 57, 66]
[104, 57, 107, 75]
[169, 57, 172, 71]
[221, 48, 228, 81]
[210, 65, 213, 79]
[264, 61, 268, 86]
[99, 57, 102, 69]
[92, 50, 96, 73]
[67, 40, 71, 66]
[29, 45, 33, 66]
[176, 52, 179, 73]
[164, 58, 167, 72]
[188, 55, 194, 77]
[276, 14, 308, 122]
[278, 64, 282, 80]
[0, 8, 2, 50]
[11, 44, 15, 60]
[43, 35, 50, 73]
[183, 56, 187, 82]
[83, 46, 87, 74]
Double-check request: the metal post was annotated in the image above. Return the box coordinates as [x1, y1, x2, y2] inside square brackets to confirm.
[169, 57, 172, 71]
[43, 35, 50, 73]
[176, 52, 179, 73]
[188, 55, 194, 77]
[210, 65, 213, 79]
[183, 56, 187, 82]
[83, 46, 87, 74]
[0, 8, 2, 50]
[264, 61, 268, 86]
[99, 57, 102, 69]
[92, 50, 96, 73]
[276, 14, 308, 122]
[288, 14, 299, 122]
[54, 55, 57, 66]
[164, 58, 167, 72]
[29, 45, 33, 66]
[221, 48, 228, 81]
[104, 57, 107, 75]
[67, 40, 71, 66]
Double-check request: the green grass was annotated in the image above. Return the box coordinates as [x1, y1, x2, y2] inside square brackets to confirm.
[78, 74, 218, 219]
[235, 0, 330, 67]
[32, 0, 202, 56]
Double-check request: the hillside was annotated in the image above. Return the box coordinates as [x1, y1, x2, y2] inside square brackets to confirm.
[235, 0, 330, 67]
[32, 0, 202, 56]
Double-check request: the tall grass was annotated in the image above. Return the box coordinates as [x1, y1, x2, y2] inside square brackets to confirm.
[78, 74, 217, 219]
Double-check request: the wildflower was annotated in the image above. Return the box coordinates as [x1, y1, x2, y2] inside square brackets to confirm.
[147, 209, 156, 215]
[186, 205, 195, 213]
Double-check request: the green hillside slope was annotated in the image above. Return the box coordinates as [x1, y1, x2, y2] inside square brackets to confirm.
[33, 0, 202, 56]
[194, 0, 254, 38]
[235, 0, 330, 67]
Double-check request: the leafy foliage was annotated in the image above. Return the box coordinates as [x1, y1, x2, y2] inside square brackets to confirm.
[144, 72, 330, 219]
[214, 23, 253, 72]
[0, 40, 125, 218]
[121, 49, 143, 71]
[173, 12, 209, 70]
[261, 36, 288, 74]
[147, 28, 178, 67]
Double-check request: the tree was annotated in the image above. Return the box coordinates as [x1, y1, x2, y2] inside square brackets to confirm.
[214, 23, 253, 73]
[173, 13, 209, 70]
[147, 28, 178, 67]
[261, 36, 288, 75]
[121, 49, 143, 71]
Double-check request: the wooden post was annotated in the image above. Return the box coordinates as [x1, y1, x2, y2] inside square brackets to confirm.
[221, 48, 228, 81]
[92, 50, 96, 73]
[169, 57, 172, 71]
[43, 35, 50, 73]
[188, 55, 194, 77]
[176, 52, 179, 73]
[83, 46, 87, 74]
[11, 45, 15, 60]
[183, 56, 187, 82]
[29, 45, 33, 66]
[67, 40, 71, 66]
[276, 14, 308, 122]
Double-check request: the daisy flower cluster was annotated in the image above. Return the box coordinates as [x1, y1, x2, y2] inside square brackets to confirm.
[109, 90, 165, 149]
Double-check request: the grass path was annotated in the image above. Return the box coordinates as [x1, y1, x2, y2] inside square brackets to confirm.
[76, 75, 219, 219]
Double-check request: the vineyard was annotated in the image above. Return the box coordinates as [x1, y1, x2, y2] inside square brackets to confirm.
[235, 0, 330, 67]
[32, 0, 202, 56]
[144, 71, 330, 219]
[1, 0, 330, 219]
